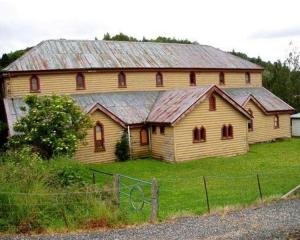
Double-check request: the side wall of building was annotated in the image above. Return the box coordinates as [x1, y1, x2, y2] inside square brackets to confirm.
[6, 71, 262, 97]
[151, 126, 175, 162]
[245, 100, 291, 143]
[74, 110, 124, 164]
[173, 94, 249, 162]
[129, 127, 150, 158]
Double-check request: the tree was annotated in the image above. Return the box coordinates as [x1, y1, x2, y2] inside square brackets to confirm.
[8, 95, 92, 158]
[0, 48, 31, 70]
[115, 131, 130, 161]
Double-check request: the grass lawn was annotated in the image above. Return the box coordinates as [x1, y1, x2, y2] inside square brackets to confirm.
[88, 138, 300, 222]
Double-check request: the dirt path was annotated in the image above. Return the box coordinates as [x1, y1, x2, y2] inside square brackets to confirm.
[3, 199, 300, 240]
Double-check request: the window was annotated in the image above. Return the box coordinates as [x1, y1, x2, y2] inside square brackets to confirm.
[140, 128, 149, 145]
[76, 73, 85, 89]
[193, 127, 200, 142]
[190, 72, 196, 86]
[156, 72, 163, 87]
[118, 71, 127, 88]
[248, 109, 254, 132]
[152, 126, 157, 134]
[160, 126, 165, 134]
[245, 72, 251, 84]
[30, 75, 40, 92]
[219, 72, 225, 85]
[200, 127, 206, 141]
[228, 125, 233, 138]
[94, 122, 105, 151]
[193, 126, 206, 143]
[222, 125, 233, 139]
[274, 115, 280, 129]
[209, 95, 216, 111]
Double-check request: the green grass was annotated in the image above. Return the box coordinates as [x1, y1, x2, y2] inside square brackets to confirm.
[88, 138, 300, 222]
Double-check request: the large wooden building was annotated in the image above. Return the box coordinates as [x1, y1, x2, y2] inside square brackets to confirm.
[0, 40, 294, 163]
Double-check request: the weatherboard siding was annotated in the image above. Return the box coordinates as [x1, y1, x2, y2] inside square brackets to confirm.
[6, 71, 262, 97]
[174, 94, 248, 162]
[151, 126, 175, 162]
[74, 110, 124, 164]
[245, 100, 291, 143]
[130, 128, 150, 158]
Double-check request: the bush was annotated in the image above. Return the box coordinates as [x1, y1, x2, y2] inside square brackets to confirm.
[0, 149, 126, 233]
[7, 95, 92, 158]
[115, 131, 130, 162]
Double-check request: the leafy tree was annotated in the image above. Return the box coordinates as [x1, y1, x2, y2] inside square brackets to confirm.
[7, 95, 92, 158]
[0, 48, 31, 70]
[115, 131, 130, 161]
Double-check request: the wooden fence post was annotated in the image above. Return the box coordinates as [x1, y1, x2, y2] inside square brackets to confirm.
[151, 178, 159, 223]
[256, 174, 263, 201]
[203, 176, 210, 213]
[92, 172, 96, 184]
[113, 174, 120, 206]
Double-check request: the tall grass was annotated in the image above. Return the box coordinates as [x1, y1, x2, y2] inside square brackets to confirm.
[0, 148, 127, 233]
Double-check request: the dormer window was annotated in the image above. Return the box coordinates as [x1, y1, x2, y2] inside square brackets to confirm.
[76, 73, 86, 90]
[156, 72, 163, 87]
[30, 75, 40, 92]
[245, 72, 251, 84]
[190, 72, 196, 86]
[118, 71, 127, 88]
[219, 72, 225, 85]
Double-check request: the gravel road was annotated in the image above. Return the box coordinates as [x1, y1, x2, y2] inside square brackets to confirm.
[2, 198, 300, 240]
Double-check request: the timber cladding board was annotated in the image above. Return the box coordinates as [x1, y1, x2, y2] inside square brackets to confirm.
[74, 110, 124, 164]
[130, 128, 150, 158]
[174, 94, 248, 162]
[245, 100, 291, 144]
[6, 72, 262, 97]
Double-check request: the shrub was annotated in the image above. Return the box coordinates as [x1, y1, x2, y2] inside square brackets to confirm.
[115, 131, 130, 162]
[7, 95, 92, 158]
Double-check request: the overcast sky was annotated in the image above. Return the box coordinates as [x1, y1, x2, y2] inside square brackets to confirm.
[0, 0, 299, 62]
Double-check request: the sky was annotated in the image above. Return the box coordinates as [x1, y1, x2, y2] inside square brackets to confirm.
[0, 0, 300, 62]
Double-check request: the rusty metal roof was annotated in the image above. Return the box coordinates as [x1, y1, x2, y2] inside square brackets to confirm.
[3, 40, 262, 72]
[223, 88, 294, 112]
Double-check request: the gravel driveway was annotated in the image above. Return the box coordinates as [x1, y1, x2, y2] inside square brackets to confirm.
[2, 198, 300, 240]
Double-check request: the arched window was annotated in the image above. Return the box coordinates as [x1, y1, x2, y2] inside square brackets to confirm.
[228, 125, 233, 138]
[156, 72, 163, 87]
[209, 95, 216, 111]
[76, 73, 85, 89]
[274, 115, 280, 128]
[140, 128, 149, 145]
[222, 125, 228, 139]
[160, 126, 165, 134]
[94, 121, 105, 151]
[200, 127, 206, 141]
[152, 126, 157, 134]
[193, 127, 200, 142]
[30, 75, 40, 92]
[118, 71, 127, 88]
[245, 72, 251, 84]
[248, 109, 254, 131]
[219, 72, 225, 85]
[190, 72, 196, 86]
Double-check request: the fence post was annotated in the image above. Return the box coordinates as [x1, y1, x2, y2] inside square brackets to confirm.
[203, 176, 210, 213]
[151, 178, 159, 223]
[256, 174, 263, 201]
[92, 172, 96, 184]
[113, 174, 120, 206]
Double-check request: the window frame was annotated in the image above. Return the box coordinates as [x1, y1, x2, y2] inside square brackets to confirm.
[140, 128, 149, 146]
[190, 72, 196, 86]
[209, 95, 216, 111]
[160, 126, 165, 135]
[118, 71, 127, 88]
[152, 126, 157, 134]
[29, 75, 40, 93]
[248, 109, 254, 132]
[156, 72, 164, 87]
[193, 127, 200, 143]
[76, 72, 86, 90]
[200, 126, 206, 141]
[228, 124, 233, 138]
[274, 115, 280, 129]
[245, 72, 251, 84]
[219, 72, 225, 85]
[221, 125, 228, 139]
[94, 121, 105, 152]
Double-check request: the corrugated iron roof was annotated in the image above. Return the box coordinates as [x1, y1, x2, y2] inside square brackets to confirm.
[3, 40, 263, 72]
[291, 113, 300, 119]
[223, 88, 294, 112]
